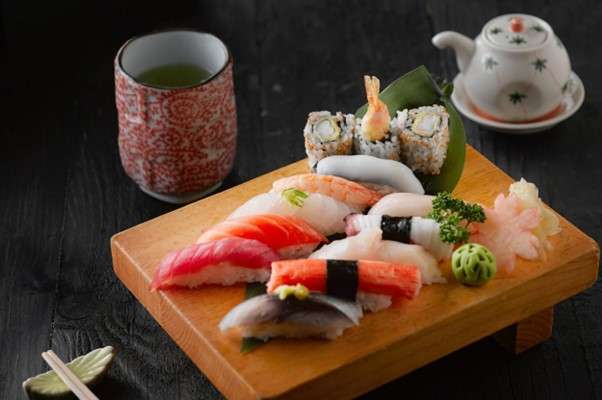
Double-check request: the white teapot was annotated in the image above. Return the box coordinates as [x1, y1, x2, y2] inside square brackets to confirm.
[433, 14, 571, 122]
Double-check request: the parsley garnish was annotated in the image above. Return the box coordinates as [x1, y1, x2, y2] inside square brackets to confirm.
[427, 192, 486, 244]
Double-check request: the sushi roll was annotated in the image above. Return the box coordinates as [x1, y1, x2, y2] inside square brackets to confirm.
[391, 105, 450, 175]
[219, 289, 362, 340]
[150, 238, 280, 290]
[267, 259, 422, 312]
[354, 76, 401, 161]
[344, 214, 453, 260]
[304, 111, 355, 170]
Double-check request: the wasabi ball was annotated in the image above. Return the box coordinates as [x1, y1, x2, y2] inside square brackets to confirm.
[452, 243, 496, 286]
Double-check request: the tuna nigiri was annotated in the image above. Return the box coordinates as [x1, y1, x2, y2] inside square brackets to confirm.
[219, 291, 362, 340]
[150, 238, 280, 291]
[268, 259, 422, 311]
[271, 174, 382, 210]
[345, 214, 452, 260]
[227, 189, 356, 236]
[310, 228, 445, 284]
[197, 214, 326, 258]
[368, 192, 434, 217]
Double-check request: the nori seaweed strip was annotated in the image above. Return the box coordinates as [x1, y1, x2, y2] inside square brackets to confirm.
[381, 216, 412, 242]
[326, 260, 358, 301]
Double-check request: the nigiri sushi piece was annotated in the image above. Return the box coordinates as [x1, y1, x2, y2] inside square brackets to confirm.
[310, 228, 445, 284]
[470, 193, 542, 272]
[150, 238, 280, 291]
[345, 214, 452, 260]
[197, 214, 326, 259]
[227, 189, 357, 236]
[219, 291, 362, 340]
[317, 155, 425, 194]
[271, 174, 382, 210]
[268, 259, 421, 312]
[368, 192, 435, 217]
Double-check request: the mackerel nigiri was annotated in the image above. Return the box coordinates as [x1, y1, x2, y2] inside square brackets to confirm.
[271, 174, 382, 210]
[151, 238, 280, 291]
[227, 189, 356, 236]
[345, 214, 452, 260]
[310, 228, 445, 284]
[268, 259, 422, 311]
[197, 214, 326, 258]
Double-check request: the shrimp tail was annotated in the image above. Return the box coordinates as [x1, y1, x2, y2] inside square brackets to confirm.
[364, 75, 381, 107]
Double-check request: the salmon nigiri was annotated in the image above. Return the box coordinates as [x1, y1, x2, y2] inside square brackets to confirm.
[197, 214, 326, 258]
[271, 174, 382, 210]
[151, 238, 280, 291]
[268, 259, 421, 312]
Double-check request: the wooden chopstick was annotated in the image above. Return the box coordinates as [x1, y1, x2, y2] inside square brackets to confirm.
[41, 350, 99, 400]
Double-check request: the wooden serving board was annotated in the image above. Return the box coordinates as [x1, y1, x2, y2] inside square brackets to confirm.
[111, 146, 599, 400]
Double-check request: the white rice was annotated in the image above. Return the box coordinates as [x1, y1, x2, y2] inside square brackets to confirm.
[353, 119, 401, 160]
[356, 292, 392, 312]
[168, 262, 270, 287]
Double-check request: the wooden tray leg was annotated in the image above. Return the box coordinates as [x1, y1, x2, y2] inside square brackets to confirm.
[493, 307, 554, 354]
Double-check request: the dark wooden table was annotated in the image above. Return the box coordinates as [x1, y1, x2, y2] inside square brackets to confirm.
[1, 1, 600, 398]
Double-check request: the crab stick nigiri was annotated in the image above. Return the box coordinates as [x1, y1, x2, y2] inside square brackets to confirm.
[267, 259, 422, 312]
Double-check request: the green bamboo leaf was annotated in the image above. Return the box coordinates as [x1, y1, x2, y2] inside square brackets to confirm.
[356, 66, 466, 194]
[23, 346, 115, 397]
[241, 283, 268, 353]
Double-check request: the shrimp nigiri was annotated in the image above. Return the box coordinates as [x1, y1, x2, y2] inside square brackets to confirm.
[271, 174, 382, 210]
[197, 214, 326, 258]
[361, 75, 390, 141]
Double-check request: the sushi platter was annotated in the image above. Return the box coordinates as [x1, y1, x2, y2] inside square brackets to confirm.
[111, 68, 598, 399]
[112, 145, 598, 399]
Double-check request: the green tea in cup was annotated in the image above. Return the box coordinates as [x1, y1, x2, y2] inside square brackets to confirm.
[136, 64, 212, 88]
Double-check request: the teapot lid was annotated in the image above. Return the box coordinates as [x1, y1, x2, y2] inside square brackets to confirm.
[483, 14, 552, 50]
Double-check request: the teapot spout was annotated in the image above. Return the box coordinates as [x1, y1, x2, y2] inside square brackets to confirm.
[432, 31, 475, 73]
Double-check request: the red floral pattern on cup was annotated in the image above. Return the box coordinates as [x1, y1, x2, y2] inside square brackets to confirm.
[115, 58, 237, 194]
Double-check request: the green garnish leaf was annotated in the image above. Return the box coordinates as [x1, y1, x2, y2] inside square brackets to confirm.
[241, 337, 266, 354]
[281, 188, 309, 208]
[23, 346, 115, 396]
[241, 282, 268, 353]
[427, 192, 486, 244]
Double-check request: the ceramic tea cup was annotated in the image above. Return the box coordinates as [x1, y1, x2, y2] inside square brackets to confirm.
[115, 30, 237, 204]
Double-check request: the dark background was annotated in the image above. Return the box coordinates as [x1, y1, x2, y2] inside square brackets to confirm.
[1, 1, 601, 399]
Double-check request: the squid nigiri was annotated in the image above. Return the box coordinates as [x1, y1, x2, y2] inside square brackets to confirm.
[316, 155, 425, 194]
[368, 192, 435, 217]
[271, 174, 382, 210]
[150, 238, 280, 291]
[219, 291, 362, 340]
[345, 214, 452, 260]
[227, 189, 356, 236]
[197, 214, 326, 258]
[310, 228, 445, 284]
[268, 259, 421, 312]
